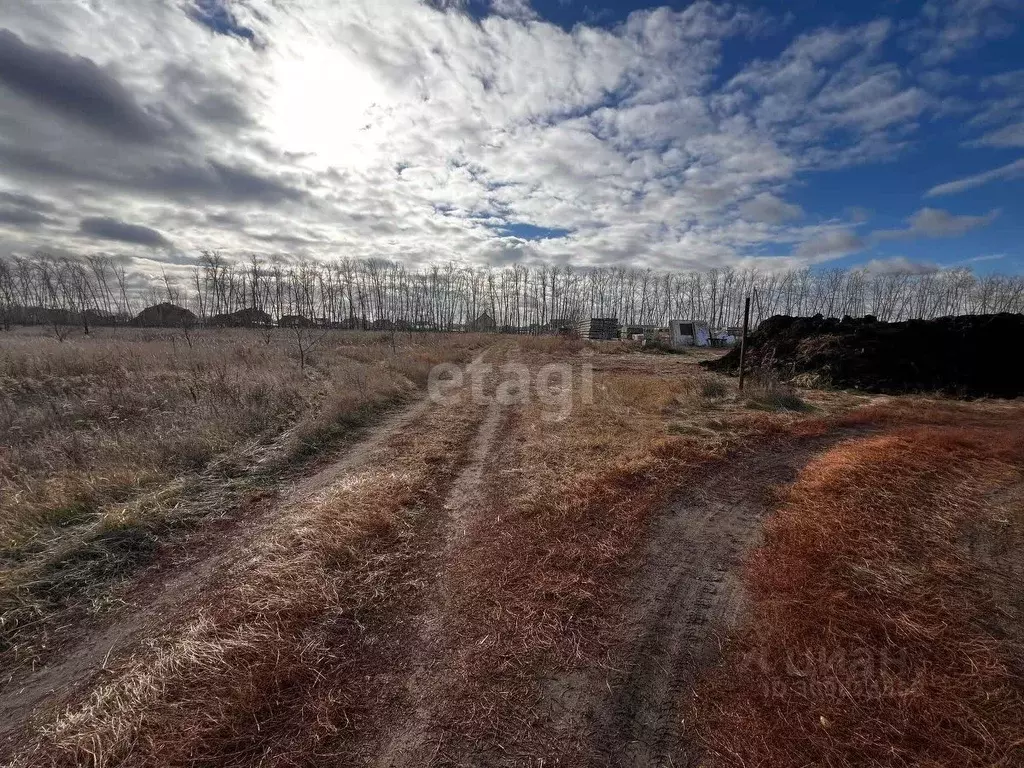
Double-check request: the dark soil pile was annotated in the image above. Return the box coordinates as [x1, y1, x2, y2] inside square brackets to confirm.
[704, 313, 1024, 397]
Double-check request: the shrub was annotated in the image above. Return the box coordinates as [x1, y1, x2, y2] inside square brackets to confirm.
[700, 379, 729, 399]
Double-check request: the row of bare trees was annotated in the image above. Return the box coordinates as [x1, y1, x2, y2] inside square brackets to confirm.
[2, 251, 1022, 333]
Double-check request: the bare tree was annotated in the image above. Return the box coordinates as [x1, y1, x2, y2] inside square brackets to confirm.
[1, 251, 1022, 336]
[292, 324, 329, 372]
[0, 257, 14, 331]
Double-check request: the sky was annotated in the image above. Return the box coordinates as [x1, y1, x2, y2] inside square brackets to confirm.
[0, 0, 1022, 281]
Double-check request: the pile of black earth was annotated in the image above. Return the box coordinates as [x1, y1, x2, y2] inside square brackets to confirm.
[703, 313, 1024, 398]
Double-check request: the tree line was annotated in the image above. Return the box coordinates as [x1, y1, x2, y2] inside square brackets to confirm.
[1, 251, 1022, 334]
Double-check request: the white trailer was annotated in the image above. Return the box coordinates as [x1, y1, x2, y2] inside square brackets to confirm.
[669, 320, 712, 348]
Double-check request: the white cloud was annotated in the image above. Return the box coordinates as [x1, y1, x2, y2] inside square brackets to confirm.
[926, 159, 1024, 196]
[738, 192, 803, 224]
[795, 229, 865, 260]
[490, 0, 538, 21]
[909, 0, 1022, 65]
[0, 0, 1012, 274]
[723, 19, 935, 169]
[873, 207, 1000, 238]
[863, 256, 940, 275]
[971, 122, 1024, 147]
[907, 207, 1000, 236]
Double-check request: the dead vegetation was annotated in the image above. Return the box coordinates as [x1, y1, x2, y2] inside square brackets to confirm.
[0, 327, 483, 546]
[0, 344, 781, 767]
[2, 334, 1023, 768]
[422, 372, 706, 761]
[0, 327, 485, 676]
[388, 349, 847, 764]
[693, 422, 1024, 767]
[11, 383, 488, 768]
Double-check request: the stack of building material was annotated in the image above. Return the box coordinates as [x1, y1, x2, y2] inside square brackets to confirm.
[576, 317, 620, 340]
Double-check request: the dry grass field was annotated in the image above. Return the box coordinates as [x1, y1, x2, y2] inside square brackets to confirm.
[694, 402, 1024, 767]
[0, 328, 1021, 767]
[0, 327, 486, 674]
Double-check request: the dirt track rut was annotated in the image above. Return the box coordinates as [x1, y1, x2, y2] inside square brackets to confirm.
[372, 393, 510, 767]
[589, 439, 838, 767]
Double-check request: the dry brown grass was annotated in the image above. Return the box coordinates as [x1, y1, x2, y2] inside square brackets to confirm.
[0, 327, 483, 546]
[513, 334, 587, 355]
[0, 326, 485, 673]
[693, 424, 1024, 767]
[413, 354, 819, 762]
[11, 340, 1007, 768]
[17, 388, 487, 768]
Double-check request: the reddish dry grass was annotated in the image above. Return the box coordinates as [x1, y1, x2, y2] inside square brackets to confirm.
[14, 346, 994, 768]
[833, 395, 1024, 431]
[693, 424, 1024, 767]
[417, 362, 756, 761]
[401, 356, 871, 762]
[437, 430, 700, 756]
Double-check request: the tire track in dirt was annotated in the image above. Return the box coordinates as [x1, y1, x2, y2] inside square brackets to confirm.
[0, 394, 439, 747]
[370, 351, 524, 768]
[590, 437, 846, 768]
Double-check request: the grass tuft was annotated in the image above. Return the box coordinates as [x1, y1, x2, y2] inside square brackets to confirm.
[700, 378, 729, 399]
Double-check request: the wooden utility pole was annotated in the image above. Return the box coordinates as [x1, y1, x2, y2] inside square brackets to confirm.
[738, 296, 751, 392]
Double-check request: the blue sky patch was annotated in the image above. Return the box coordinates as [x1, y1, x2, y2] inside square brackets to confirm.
[497, 223, 574, 241]
[189, 0, 255, 41]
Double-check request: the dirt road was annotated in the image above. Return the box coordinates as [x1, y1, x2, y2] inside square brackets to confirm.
[0, 395, 438, 742]
[0, 345, 854, 767]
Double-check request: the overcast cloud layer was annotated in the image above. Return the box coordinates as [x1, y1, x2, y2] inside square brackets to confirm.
[0, 0, 1021, 278]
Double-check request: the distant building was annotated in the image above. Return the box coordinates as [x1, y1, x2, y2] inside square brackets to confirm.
[209, 307, 273, 327]
[82, 309, 118, 328]
[279, 314, 313, 328]
[370, 318, 414, 331]
[11, 306, 83, 327]
[133, 303, 197, 328]
[337, 317, 368, 330]
[467, 312, 496, 332]
[669, 320, 712, 347]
